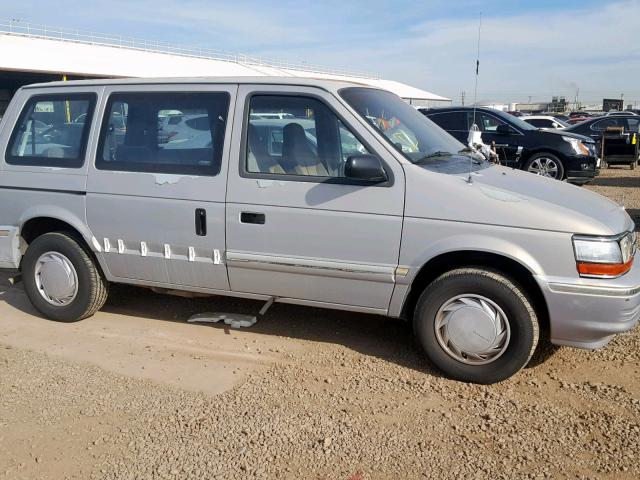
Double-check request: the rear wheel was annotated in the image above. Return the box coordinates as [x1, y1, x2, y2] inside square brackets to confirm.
[523, 152, 565, 180]
[22, 232, 108, 322]
[413, 268, 539, 384]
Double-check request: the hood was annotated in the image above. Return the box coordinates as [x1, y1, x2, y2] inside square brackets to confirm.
[536, 128, 594, 143]
[404, 159, 632, 236]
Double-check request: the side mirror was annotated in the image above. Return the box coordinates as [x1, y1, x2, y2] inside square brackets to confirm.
[496, 124, 513, 135]
[344, 155, 388, 183]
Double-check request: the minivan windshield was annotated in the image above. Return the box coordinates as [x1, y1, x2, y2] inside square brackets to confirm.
[340, 87, 469, 163]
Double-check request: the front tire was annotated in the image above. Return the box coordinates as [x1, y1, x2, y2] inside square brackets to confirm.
[414, 268, 539, 384]
[22, 232, 108, 322]
[523, 152, 565, 180]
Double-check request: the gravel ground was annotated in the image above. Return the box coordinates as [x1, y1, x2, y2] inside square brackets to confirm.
[1, 167, 640, 480]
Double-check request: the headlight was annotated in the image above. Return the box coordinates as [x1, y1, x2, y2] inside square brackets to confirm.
[573, 232, 636, 277]
[563, 136, 590, 156]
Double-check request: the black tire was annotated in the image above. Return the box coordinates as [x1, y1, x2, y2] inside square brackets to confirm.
[523, 152, 565, 180]
[21, 232, 108, 322]
[413, 268, 539, 384]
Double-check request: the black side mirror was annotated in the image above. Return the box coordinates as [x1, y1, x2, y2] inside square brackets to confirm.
[344, 154, 388, 183]
[496, 124, 513, 135]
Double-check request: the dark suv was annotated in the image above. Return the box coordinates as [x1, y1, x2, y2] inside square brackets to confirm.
[420, 107, 598, 184]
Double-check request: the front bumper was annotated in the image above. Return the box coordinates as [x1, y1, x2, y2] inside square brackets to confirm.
[565, 153, 598, 184]
[535, 260, 640, 349]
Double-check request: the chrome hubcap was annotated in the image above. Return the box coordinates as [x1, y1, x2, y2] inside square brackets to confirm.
[34, 252, 78, 306]
[528, 157, 559, 178]
[434, 294, 511, 365]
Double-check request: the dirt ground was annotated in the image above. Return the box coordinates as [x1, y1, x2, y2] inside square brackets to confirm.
[1, 167, 640, 480]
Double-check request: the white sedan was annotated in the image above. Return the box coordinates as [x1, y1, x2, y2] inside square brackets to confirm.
[520, 115, 569, 130]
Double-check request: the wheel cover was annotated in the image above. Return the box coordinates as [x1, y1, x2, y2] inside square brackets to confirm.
[434, 294, 511, 365]
[34, 251, 78, 306]
[528, 157, 559, 178]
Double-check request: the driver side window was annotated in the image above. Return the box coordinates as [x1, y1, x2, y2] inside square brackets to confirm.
[245, 95, 370, 178]
[476, 112, 507, 132]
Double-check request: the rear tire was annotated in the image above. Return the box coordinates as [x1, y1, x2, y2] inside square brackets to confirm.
[22, 232, 108, 322]
[414, 268, 539, 384]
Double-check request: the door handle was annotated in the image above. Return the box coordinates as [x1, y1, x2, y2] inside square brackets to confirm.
[195, 208, 207, 236]
[240, 212, 265, 225]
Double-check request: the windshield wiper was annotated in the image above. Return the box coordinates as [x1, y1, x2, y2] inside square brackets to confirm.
[413, 151, 453, 164]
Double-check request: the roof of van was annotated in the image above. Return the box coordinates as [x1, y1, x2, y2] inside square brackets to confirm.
[23, 76, 378, 92]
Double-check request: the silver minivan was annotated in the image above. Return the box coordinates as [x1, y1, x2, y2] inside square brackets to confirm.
[0, 77, 637, 383]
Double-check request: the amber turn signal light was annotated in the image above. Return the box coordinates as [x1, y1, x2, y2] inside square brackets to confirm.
[577, 258, 634, 277]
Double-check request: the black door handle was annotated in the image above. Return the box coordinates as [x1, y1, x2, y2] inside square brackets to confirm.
[195, 208, 207, 236]
[240, 212, 265, 225]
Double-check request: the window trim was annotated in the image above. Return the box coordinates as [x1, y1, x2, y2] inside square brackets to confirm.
[5, 92, 97, 168]
[239, 91, 394, 187]
[95, 91, 230, 176]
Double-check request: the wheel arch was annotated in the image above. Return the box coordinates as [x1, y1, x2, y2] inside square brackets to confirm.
[18, 211, 107, 277]
[399, 249, 549, 334]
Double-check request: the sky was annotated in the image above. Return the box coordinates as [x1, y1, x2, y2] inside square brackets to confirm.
[3, 0, 640, 106]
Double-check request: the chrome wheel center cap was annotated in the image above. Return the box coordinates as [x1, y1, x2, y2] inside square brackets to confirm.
[35, 252, 78, 306]
[447, 306, 497, 353]
[435, 294, 511, 365]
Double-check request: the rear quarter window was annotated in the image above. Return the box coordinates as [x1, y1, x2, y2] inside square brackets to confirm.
[5, 93, 96, 168]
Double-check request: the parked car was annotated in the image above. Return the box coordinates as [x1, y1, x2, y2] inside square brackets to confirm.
[567, 115, 640, 138]
[520, 115, 570, 130]
[158, 114, 212, 144]
[566, 111, 595, 125]
[420, 107, 598, 183]
[607, 110, 639, 116]
[0, 78, 637, 384]
[566, 115, 640, 168]
[543, 113, 570, 123]
[569, 111, 592, 118]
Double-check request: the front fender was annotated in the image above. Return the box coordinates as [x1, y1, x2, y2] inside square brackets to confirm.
[387, 217, 576, 318]
[401, 233, 544, 283]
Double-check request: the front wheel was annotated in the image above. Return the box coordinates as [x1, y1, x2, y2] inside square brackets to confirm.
[414, 268, 539, 384]
[523, 153, 565, 180]
[22, 232, 108, 322]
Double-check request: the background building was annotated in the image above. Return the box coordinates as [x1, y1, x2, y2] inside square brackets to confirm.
[0, 19, 451, 116]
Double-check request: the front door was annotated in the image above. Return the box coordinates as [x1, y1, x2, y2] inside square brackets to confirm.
[86, 85, 236, 291]
[225, 85, 405, 313]
[474, 111, 522, 166]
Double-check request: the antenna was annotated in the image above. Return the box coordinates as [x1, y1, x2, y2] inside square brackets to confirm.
[467, 12, 482, 185]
